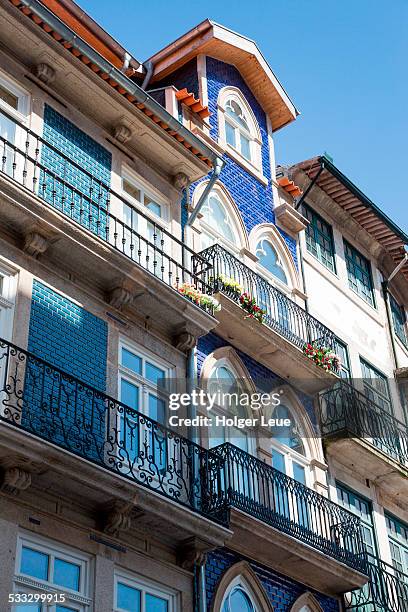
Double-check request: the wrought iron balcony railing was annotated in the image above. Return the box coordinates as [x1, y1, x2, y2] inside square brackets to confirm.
[212, 442, 367, 573]
[195, 243, 337, 352]
[0, 108, 213, 313]
[319, 381, 408, 467]
[346, 558, 408, 612]
[0, 338, 227, 524]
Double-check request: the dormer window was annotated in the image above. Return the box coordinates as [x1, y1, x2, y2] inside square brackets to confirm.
[218, 87, 262, 174]
[224, 99, 252, 161]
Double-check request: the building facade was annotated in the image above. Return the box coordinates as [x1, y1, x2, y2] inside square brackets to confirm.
[0, 2, 406, 612]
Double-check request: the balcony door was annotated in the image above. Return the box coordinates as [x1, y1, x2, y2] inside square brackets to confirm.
[0, 70, 29, 179]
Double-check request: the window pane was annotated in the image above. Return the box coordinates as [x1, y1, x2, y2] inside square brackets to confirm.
[145, 593, 168, 612]
[15, 605, 41, 612]
[121, 379, 139, 410]
[144, 197, 162, 218]
[225, 120, 236, 147]
[240, 133, 251, 160]
[148, 394, 166, 423]
[117, 582, 141, 612]
[256, 239, 288, 284]
[202, 193, 237, 245]
[20, 547, 49, 581]
[304, 205, 335, 272]
[122, 348, 142, 375]
[344, 241, 374, 306]
[123, 179, 141, 203]
[293, 462, 306, 485]
[56, 607, 78, 612]
[0, 83, 18, 109]
[228, 587, 254, 612]
[145, 362, 165, 385]
[54, 558, 80, 591]
[271, 449, 286, 474]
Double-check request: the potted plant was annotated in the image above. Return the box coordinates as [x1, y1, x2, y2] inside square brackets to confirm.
[302, 342, 340, 372]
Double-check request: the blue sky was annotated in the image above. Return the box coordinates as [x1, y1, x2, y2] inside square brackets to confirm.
[80, 0, 408, 232]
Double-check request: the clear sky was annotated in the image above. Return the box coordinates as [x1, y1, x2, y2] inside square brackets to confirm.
[79, 0, 408, 232]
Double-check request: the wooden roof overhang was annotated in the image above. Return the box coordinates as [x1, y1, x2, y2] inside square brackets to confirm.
[293, 156, 408, 282]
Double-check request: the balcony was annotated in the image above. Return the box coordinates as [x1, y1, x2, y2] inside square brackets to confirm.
[345, 558, 408, 612]
[212, 442, 368, 594]
[0, 107, 217, 338]
[194, 244, 339, 394]
[0, 337, 229, 549]
[319, 381, 408, 503]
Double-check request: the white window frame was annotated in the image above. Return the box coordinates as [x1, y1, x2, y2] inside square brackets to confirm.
[206, 357, 256, 456]
[114, 568, 177, 612]
[13, 532, 92, 612]
[217, 87, 263, 177]
[0, 259, 17, 341]
[198, 186, 243, 255]
[221, 575, 259, 612]
[121, 165, 170, 228]
[0, 68, 30, 124]
[255, 236, 290, 293]
[118, 338, 172, 419]
[270, 439, 311, 486]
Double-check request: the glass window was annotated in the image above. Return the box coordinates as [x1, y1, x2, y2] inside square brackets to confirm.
[336, 483, 377, 560]
[334, 339, 351, 379]
[20, 547, 49, 581]
[15, 536, 89, 612]
[271, 404, 304, 455]
[256, 239, 288, 285]
[224, 98, 253, 162]
[201, 192, 238, 246]
[390, 294, 407, 348]
[344, 241, 375, 306]
[386, 514, 408, 576]
[53, 558, 80, 591]
[223, 586, 255, 612]
[303, 205, 336, 272]
[115, 574, 172, 612]
[360, 358, 391, 414]
[122, 175, 164, 221]
[0, 83, 18, 109]
[119, 343, 169, 421]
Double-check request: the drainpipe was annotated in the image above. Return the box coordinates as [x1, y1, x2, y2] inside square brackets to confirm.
[19, 0, 221, 168]
[186, 157, 224, 228]
[381, 252, 408, 370]
[141, 60, 154, 90]
[294, 160, 325, 210]
[197, 561, 207, 612]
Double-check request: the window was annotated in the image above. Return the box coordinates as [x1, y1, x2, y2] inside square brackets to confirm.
[390, 294, 408, 348]
[255, 238, 288, 285]
[303, 205, 336, 272]
[386, 514, 408, 576]
[114, 571, 175, 612]
[200, 189, 241, 251]
[334, 339, 351, 379]
[360, 358, 391, 414]
[218, 88, 261, 170]
[0, 262, 16, 341]
[221, 577, 258, 612]
[336, 483, 377, 561]
[0, 70, 29, 141]
[270, 403, 309, 487]
[119, 340, 170, 422]
[120, 168, 169, 267]
[207, 359, 251, 452]
[14, 533, 91, 611]
[344, 241, 375, 306]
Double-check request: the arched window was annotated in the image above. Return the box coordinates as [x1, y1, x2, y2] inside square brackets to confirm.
[290, 592, 324, 612]
[201, 191, 239, 248]
[218, 88, 262, 170]
[269, 399, 310, 486]
[195, 183, 247, 253]
[207, 358, 251, 451]
[212, 563, 273, 612]
[256, 238, 288, 285]
[222, 582, 258, 612]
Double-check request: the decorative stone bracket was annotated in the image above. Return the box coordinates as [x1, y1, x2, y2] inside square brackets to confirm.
[101, 499, 142, 537]
[23, 231, 49, 258]
[177, 537, 216, 570]
[0, 466, 32, 496]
